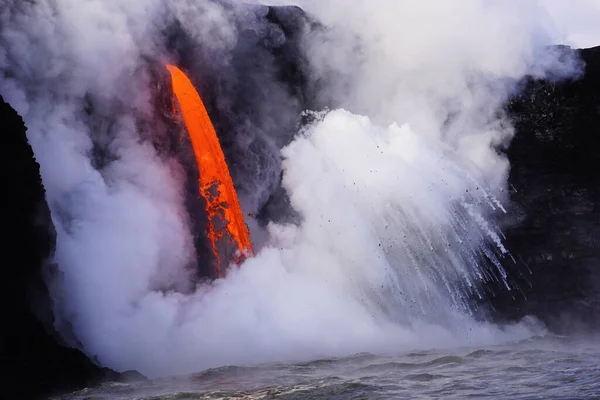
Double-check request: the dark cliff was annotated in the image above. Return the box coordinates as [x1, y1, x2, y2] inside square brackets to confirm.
[491, 46, 600, 330]
[0, 95, 142, 399]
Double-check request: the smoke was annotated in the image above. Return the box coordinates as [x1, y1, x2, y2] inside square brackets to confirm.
[0, 0, 594, 378]
[296, 1, 586, 186]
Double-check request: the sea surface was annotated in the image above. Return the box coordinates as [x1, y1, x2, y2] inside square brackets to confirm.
[55, 335, 600, 400]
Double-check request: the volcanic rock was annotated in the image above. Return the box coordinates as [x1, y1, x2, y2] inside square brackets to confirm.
[0, 95, 145, 399]
[491, 45, 600, 331]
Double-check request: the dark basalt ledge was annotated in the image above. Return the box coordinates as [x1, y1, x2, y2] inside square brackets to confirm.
[492, 45, 600, 332]
[0, 95, 145, 400]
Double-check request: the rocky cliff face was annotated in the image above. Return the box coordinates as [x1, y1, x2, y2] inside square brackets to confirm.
[0, 95, 143, 399]
[492, 46, 600, 331]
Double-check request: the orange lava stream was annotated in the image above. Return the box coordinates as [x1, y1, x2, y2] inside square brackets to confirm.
[166, 64, 253, 276]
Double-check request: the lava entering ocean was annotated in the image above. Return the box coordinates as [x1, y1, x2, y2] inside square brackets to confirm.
[166, 64, 253, 275]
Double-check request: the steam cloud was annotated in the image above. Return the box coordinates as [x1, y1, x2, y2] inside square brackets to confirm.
[0, 0, 596, 377]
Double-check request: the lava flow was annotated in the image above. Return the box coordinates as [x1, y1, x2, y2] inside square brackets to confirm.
[166, 64, 253, 276]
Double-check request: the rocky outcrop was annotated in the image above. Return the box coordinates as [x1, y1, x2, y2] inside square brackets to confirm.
[491, 46, 600, 331]
[0, 95, 144, 399]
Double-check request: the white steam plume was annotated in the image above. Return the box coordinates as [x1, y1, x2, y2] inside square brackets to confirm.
[541, 0, 600, 49]
[0, 0, 596, 378]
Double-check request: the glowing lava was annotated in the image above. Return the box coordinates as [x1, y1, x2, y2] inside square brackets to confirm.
[166, 64, 253, 276]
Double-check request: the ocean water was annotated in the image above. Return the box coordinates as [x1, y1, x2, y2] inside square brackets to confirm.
[56, 335, 599, 399]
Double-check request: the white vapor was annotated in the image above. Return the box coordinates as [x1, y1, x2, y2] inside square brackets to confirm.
[0, 0, 597, 378]
[541, 0, 600, 49]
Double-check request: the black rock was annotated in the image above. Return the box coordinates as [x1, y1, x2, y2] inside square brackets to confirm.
[0, 95, 145, 400]
[492, 46, 600, 331]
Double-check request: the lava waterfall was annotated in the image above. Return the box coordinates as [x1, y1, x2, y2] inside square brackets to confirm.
[167, 64, 253, 276]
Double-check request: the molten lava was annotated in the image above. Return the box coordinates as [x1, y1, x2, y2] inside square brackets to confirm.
[166, 64, 253, 276]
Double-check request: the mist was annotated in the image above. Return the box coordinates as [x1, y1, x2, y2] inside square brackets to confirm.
[0, 0, 595, 377]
